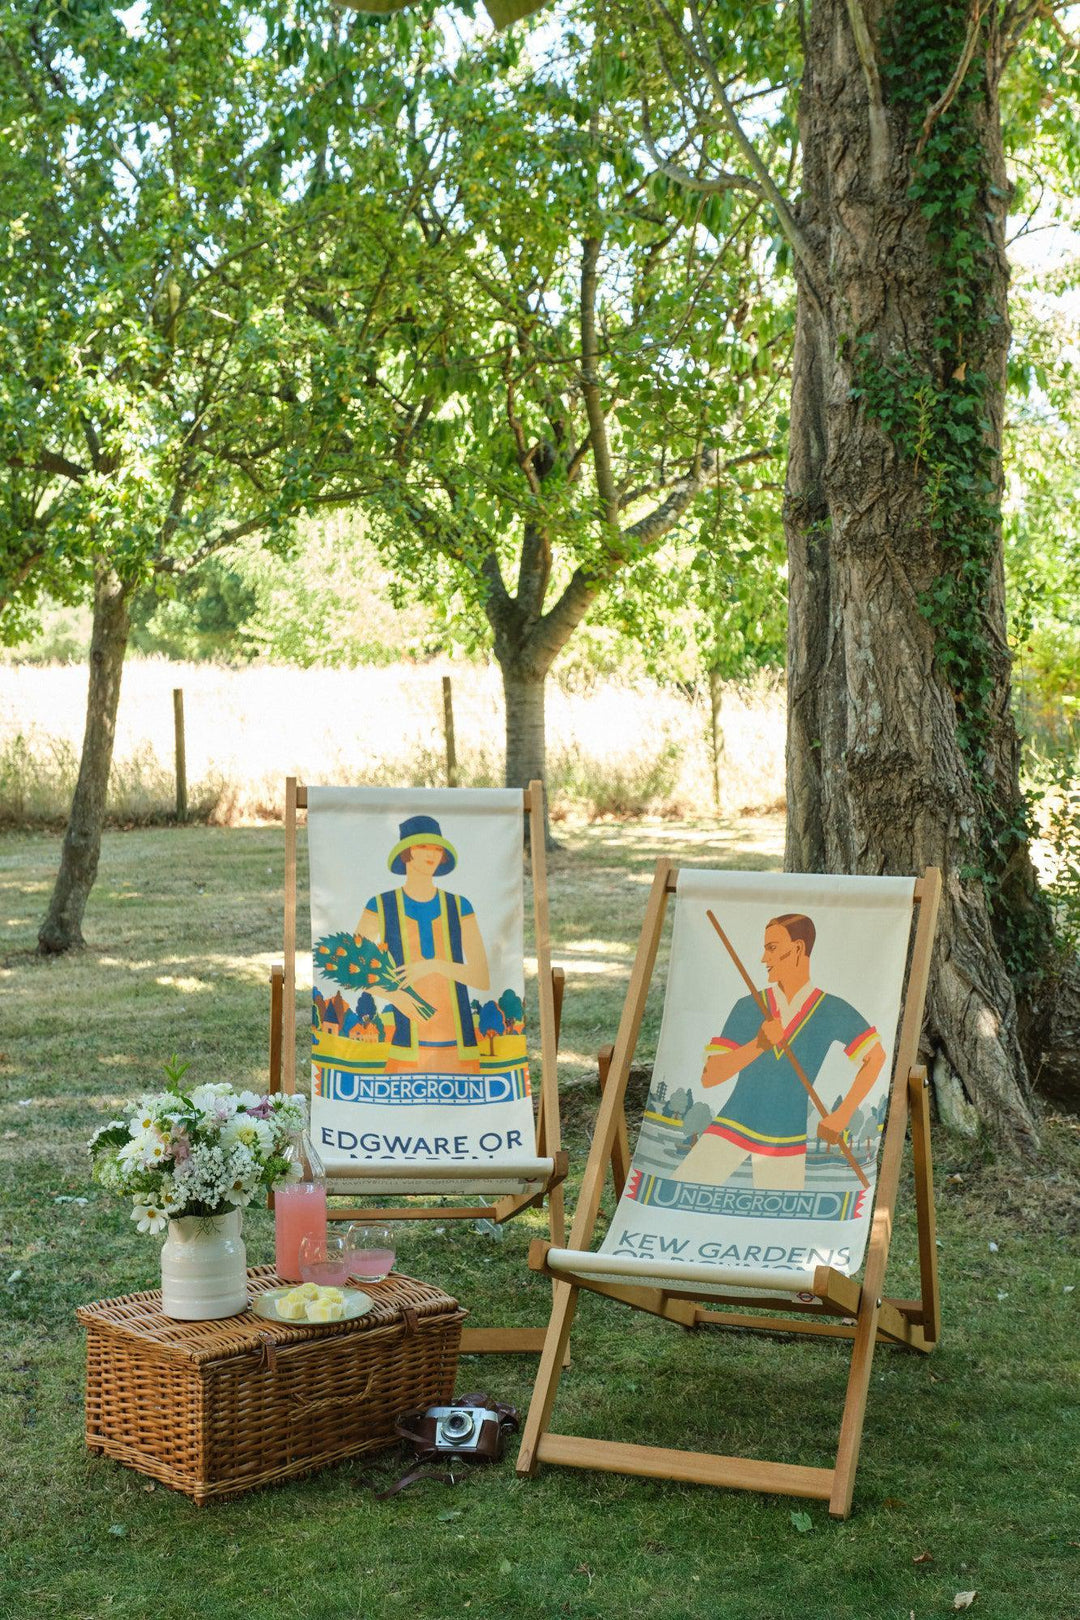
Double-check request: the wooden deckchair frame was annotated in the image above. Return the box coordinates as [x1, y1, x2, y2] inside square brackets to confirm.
[518, 858, 941, 1516]
[268, 776, 567, 1354]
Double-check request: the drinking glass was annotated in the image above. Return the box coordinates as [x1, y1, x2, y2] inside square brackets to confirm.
[344, 1222, 396, 1283]
[297, 1232, 352, 1287]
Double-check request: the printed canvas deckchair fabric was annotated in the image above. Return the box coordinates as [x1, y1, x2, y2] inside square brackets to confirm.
[548, 868, 916, 1297]
[306, 787, 552, 1194]
[519, 860, 939, 1513]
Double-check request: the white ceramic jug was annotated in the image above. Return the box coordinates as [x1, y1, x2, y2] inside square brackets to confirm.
[160, 1209, 248, 1320]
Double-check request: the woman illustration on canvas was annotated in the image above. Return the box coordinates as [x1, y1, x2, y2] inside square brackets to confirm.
[355, 815, 490, 1075]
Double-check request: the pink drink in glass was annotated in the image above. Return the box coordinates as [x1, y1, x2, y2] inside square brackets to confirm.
[298, 1234, 352, 1286]
[348, 1248, 396, 1282]
[274, 1182, 328, 1282]
[299, 1254, 352, 1286]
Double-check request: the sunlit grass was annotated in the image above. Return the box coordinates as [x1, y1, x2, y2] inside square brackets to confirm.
[0, 819, 1078, 1620]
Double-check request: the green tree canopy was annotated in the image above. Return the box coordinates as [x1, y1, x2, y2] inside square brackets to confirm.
[334, 8, 791, 789]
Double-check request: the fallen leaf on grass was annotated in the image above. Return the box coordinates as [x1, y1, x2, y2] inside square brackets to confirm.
[107, 1524, 128, 1538]
[790, 1510, 813, 1533]
[437, 1510, 463, 1521]
[498, 1558, 512, 1576]
[954, 1592, 977, 1610]
[913, 1551, 933, 1564]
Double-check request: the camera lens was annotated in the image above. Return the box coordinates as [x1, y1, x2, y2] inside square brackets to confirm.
[441, 1410, 475, 1443]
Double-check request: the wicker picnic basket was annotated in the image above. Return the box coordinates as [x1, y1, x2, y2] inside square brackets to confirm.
[77, 1265, 466, 1503]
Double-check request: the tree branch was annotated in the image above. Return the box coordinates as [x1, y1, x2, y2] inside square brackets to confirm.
[0, 548, 47, 615]
[580, 234, 619, 523]
[640, 96, 764, 198]
[844, 0, 890, 186]
[621, 447, 718, 548]
[504, 354, 541, 498]
[659, 0, 826, 307]
[7, 450, 88, 484]
[914, 1, 990, 161]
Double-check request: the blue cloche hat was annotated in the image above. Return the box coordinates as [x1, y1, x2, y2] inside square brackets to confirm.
[388, 814, 458, 876]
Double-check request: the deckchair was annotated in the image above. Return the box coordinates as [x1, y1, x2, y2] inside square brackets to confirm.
[268, 778, 567, 1354]
[519, 859, 941, 1516]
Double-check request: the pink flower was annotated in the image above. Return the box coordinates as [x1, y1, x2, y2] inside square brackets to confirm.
[170, 1128, 191, 1163]
[245, 1097, 272, 1120]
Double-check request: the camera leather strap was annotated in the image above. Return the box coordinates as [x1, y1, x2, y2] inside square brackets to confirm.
[375, 1463, 458, 1500]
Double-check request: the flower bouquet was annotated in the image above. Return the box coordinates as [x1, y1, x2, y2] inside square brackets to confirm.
[89, 1058, 307, 1236]
[314, 931, 436, 1020]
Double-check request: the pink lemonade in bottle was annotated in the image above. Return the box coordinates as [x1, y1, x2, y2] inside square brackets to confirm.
[274, 1182, 328, 1282]
[274, 1128, 328, 1282]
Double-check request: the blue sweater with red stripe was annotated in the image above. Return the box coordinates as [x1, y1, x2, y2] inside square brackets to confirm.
[704, 989, 878, 1157]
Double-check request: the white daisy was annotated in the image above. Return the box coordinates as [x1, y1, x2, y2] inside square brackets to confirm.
[131, 1201, 168, 1236]
[221, 1114, 273, 1156]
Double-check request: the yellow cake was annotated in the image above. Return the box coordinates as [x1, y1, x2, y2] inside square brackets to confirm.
[305, 1299, 345, 1322]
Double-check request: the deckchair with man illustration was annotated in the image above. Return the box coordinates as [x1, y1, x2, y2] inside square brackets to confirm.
[269, 779, 568, 1354]
[520, 861, 941, 1516]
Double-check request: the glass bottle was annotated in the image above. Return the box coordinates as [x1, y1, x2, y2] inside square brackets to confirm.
[274, 1129, 328, 1283]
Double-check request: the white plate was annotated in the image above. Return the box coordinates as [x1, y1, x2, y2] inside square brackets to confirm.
[252, 1286, 374, 1324]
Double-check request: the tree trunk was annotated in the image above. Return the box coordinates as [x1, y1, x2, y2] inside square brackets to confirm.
[784, 0, 1053, 1149]
[501, 656, 549, 795]
[38, 564, 132, 954]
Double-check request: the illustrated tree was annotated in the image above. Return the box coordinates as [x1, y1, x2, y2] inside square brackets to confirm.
[476, 999, 507, 1056]
[682, 1100, 713, 1139]
[666, 1086, 692, 1120]
[497, 987, 526, 1034]
[0, 1, 426, 952]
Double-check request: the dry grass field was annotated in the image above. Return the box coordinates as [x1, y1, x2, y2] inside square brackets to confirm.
[0, 658, 786, 827]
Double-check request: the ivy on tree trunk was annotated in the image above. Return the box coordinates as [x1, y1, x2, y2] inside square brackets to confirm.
[784, 0, 1055, 1146]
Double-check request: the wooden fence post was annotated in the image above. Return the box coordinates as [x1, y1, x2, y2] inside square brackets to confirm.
[173, 688, 187, 823]
[708, 669, 724, 815]
[442, 675, 458, 788]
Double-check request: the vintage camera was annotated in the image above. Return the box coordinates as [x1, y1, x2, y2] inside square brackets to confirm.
[428, 1405, 502, 1453]
[395, 1393, 519, 1464]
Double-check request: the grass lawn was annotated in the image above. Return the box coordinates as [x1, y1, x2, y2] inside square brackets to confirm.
[1, 816, 1078, 1620]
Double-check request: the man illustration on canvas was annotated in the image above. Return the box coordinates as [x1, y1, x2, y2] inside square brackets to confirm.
[673, 913, 885, 1192]
[356, 815, 491, 1075]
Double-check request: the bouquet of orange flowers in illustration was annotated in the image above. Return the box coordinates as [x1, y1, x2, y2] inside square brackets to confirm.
[314, 932, 436, 1020]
